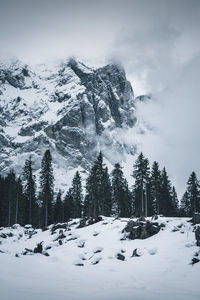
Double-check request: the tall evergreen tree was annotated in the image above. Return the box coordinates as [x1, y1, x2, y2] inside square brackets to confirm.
[6, 170, 16, 226]
[0, 171, 24, 226]
[132, 153, 150, 217]
[112, 163, 132, 217]
[14, 177, 25, 225]
[84, 152, 112, 219]
[180, 191, 190, 216]
[150, 161, 162, 215]
[0, 174, 6, 226]
[101, 166, 112, 216]
[39, 150, 54, 228]
[185, 172, 200, 215]
[23, 156, 37, 225]
[71, 171, 83, 218]
[160, 168, 174, 216]
[63, 188, 74, 220]
[171, 186, 179, 216]
[54, 190, 63, 223]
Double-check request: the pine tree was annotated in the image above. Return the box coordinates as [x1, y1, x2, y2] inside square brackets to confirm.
[0, 175, 6, 226]
[111, 163, 132, 217]
[171, 186, 179, 216]
[54, 190, 63, 223]
[71, 171, 83, 218]
[101, 166, 112, 216]
[0, 170, 25, 227]
[23, 156, 37, 225]
[185, 172, 200, 215]
[63, 188, 74, 220]
[180, 191, 190, 216]
[39, 150, 54, 228]
[150, 161, 162, 215]
[132, 153, 150, 217]
[14, 177, 25, 225]
[6, 170, 16, 227]
[84, 152, 112, 219]
[160, 168, 174, 216]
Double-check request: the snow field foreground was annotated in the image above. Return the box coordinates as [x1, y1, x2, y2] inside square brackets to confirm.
[0, 217, 200, 300]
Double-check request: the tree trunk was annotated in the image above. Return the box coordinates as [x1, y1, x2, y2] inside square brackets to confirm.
[141, 179, 144, 216]
[45, 201, 48, 228]
[145, 183, 148, 217]
[15, 185, 19, 224]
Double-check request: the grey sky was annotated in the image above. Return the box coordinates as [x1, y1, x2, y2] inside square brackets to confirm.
[0, 0, 200, 196]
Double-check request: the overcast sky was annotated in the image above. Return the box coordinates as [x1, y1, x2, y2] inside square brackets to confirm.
[0, 0, 200, 196]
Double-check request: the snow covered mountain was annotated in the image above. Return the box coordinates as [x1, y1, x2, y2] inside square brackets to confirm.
[0, 58, 138, 187]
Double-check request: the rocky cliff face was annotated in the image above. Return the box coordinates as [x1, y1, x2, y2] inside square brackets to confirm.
[0, 58, 137, 188]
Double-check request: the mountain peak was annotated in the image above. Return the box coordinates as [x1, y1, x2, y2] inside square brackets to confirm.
[0, 58, 137, 190]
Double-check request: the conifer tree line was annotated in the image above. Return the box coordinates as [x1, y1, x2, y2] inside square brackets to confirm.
[0, 150, 200, 228]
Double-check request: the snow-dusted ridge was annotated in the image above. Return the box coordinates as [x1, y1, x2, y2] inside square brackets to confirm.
[0, 57, 139, 191]
[0, 217, 200, 300]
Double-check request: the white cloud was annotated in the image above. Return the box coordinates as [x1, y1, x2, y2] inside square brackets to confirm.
[0, 0, 200, 196]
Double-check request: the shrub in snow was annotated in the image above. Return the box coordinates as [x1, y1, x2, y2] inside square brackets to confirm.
[7, 232, 14, 237]
[132, 248, 141, 257]
[34, 242, 43, 254]
[54, 230, 66, 241]
[91, 255, 102, 265]
[93, 247, 103, 253]
[191, 257, 200, 265]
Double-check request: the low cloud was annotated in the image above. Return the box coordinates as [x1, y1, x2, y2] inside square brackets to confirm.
[0, 0, 200, 196]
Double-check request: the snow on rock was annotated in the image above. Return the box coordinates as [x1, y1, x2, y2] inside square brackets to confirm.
[91, 255, 102, 265]
[93, 230, 100, 236]
[148, 247, 158, 255]
[76, 239, 86, 248]
[0, 58, 137, 193]
[74, 259, 84, 266]
[93, 246, 103, 253]
[116, 253, 125, 261]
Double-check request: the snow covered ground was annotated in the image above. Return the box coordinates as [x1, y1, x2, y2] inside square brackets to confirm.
[0, 217, 200, 300]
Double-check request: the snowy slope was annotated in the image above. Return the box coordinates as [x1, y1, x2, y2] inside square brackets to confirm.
[0, 217, 200, 300]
